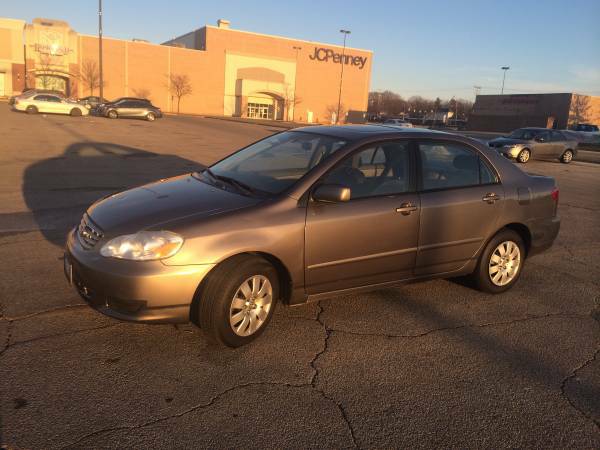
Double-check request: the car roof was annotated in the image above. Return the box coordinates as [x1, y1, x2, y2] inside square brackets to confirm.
[291, 124, 451, 140]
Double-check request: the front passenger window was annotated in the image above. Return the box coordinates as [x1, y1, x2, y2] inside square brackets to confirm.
[322, 141, 412, 199]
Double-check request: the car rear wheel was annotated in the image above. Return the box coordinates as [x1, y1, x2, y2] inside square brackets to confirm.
[146, 112, 156, 122]
[196, 255, 278, 347]
[107, 110, 118, 119]
[70, 108, 82, 117]
[472, 229, 525, 294]
[517, 149, 530, 163]
[561, 149, 573, 164]
[26, 105, 38, 114]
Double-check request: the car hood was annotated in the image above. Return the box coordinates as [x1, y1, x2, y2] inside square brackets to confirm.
[488, 137, 529, 147]
[87, 174, 261, 234]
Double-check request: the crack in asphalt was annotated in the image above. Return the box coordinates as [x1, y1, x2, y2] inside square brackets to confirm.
[4, 304, 87, 322]
[59, 381, 321, 449]
[310, 302, 359, 448]
[328, 312, 592, 340]
[560, 346, 600, 429]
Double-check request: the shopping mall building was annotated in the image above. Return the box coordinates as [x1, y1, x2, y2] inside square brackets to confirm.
[0, 17, 372, 123]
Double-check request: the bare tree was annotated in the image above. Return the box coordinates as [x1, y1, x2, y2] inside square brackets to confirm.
[569, 94, 591, 125]
[77, 60, 102, 96]
[282, 85, 302, 121]
[132, 87, 151, 100]
[36, 54, 59, 90]
[168, 73, 193, 113]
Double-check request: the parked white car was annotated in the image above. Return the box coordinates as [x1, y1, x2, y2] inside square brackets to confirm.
[383, 118, 414, 128]
[12, 94, 89, 116]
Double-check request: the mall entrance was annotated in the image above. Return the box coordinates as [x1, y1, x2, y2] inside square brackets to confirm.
[34, 73, 70, 96]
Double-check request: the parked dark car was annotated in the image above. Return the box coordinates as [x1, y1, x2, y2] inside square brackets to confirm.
[78, 96, 107, 109]
[99, 98, 162, 121]
[488, 128, 577, 163]
[64, 126, 560, 347]
[94, 97, 151, 115]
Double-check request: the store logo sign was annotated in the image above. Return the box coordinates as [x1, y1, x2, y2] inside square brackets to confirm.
[309, 47, 367, 70]
[33, 43, 72, 56]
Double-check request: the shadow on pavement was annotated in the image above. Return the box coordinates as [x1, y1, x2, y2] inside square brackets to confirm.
[22, 141, 205, 247]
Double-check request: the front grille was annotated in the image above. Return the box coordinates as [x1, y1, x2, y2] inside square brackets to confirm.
[77, 214, 104, 249]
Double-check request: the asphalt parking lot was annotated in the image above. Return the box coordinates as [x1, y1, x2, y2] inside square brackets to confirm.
[0, 105, 598, 449]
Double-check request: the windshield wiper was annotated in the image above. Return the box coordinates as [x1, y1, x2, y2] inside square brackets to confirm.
[215, 174, 263, 197]
[199, 169, 264, 197]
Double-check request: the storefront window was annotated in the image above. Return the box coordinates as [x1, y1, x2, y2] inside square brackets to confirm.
[247, 102, 272, 119]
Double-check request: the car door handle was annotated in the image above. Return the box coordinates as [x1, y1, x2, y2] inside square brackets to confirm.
[482, 193, 500, 204]
[396, 202, 418, 215]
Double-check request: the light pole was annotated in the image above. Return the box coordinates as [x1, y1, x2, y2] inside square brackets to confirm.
[98, 0, 104, 100]
[500, 66, 510, 95]
[336, 29, 350, 124]
[292, 45, 301, 121]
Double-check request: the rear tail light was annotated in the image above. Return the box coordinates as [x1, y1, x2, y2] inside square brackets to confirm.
[551, 187, 559, 203]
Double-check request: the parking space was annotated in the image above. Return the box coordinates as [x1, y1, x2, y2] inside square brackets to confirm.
[1, 105, 599, 448]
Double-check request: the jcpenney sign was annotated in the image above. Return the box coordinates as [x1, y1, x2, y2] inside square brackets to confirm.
[309, 47, 368, 70]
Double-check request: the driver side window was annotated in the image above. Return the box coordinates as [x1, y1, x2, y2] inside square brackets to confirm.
[321, 141, 412, 199]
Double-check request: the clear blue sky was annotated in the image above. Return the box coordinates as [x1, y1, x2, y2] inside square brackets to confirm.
[5, 0, 599, 99]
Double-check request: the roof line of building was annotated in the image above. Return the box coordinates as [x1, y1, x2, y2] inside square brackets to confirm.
[164, 25, 373, 54]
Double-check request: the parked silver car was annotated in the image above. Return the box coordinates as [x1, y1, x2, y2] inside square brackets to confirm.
[488, 128, 577, 163]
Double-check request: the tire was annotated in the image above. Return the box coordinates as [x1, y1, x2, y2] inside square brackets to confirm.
[26, 105, 38, 114]
[197, 255, 279, 347]
[146, 112, 156, 122]
[517, 148, 530, 163]
[70, 108, 82, 117]
[472, 229, 525, 294]
[107, 110, 118, 119]
[561, 149, 573, 164]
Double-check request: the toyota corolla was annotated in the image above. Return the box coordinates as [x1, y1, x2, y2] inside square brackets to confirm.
[64, 126, 560, 347]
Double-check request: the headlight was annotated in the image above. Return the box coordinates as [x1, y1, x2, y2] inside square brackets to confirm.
[100, 231, 183, 261]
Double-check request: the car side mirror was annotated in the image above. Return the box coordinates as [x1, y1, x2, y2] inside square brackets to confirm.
[312, 184, 351, 203]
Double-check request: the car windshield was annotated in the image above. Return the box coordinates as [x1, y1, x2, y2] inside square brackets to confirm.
[508, 129, 539, 140]
[201, 131, 347, 195]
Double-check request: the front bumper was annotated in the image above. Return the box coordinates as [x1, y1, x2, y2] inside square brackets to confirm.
[496, 147, 521, 159]
[65, 228, 215, 323]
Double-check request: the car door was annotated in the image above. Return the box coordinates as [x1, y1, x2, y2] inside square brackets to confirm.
[415, 140, 503, 275]
[532, 130, 552, 158]
[32, 95, 50, 113]
[550, 131, 567, 158]
[116, 100, 134, 117]
[305, 140, 420, 294]
[45, 95, 64, 114]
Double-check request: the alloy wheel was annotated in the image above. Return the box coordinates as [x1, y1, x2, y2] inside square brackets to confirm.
[229, 275, 273, 336]
[518, 149, 530, 163]
[562, 150, 573, 163]
[488, 240, 521, 286]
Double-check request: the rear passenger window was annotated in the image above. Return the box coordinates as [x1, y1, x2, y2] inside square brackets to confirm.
[419, 142, 497, 190]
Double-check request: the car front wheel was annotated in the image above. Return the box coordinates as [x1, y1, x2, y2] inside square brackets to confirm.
[70, 108, 82, 117]
[197, 255, 278, 347]
[146, 112, 156, 122]
[561, 149, 573, 164]
[517, 149, 530, 163]
[26, 105, 38, 114]
[107, 110, 118, 119]
[472, 229, 525, 294]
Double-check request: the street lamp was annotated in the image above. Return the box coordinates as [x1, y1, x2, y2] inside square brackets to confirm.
[98, 0, 104, 100]
[336, 29, 351, 124]
[500, 66, 510, 95]
[292, 46, 301, 121]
